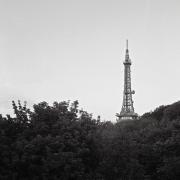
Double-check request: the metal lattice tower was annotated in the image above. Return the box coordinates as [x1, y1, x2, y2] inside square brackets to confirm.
[117, 40, 138, 121]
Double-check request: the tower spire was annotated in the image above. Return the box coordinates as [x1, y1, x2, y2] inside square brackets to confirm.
[125, 39, 130, 61]
[117, 40, 138, 121]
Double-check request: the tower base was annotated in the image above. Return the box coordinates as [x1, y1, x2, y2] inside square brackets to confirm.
[116, 112, 138, 122]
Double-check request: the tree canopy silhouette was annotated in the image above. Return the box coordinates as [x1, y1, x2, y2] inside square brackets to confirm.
[1, 100, 180, 179]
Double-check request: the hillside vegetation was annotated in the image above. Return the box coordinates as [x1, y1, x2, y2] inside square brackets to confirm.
[1, 100, 180, 180]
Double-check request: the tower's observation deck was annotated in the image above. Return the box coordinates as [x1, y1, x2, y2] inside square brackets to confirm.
[117, 40, 138, 121]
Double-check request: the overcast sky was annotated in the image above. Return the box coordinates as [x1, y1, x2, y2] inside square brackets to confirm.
[0, 0, 180, 121]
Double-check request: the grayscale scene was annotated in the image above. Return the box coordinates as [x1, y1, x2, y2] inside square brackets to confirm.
[0, 0, 180, 179]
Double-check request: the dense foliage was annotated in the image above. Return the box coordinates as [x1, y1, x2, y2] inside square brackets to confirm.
[1, 100, 180, 179]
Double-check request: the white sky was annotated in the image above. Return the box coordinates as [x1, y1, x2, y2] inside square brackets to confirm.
[0, 0, 180, 121]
